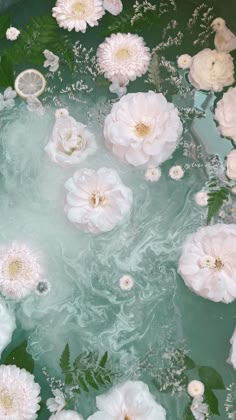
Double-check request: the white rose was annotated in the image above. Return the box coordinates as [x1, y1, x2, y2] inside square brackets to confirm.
[215, 87, 236, 143]
[188, 48, 234, 92]
[226, 150, 236, 180]
[6, 27, 20, 41]
[188, 380, 205, 398]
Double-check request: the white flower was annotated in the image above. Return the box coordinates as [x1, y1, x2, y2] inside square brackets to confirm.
[6, 27, 20, 41]
[194, 191, 208, 207]
[55, 108, 69, 118]
[87, 380, 166, 420]
[104, 91, 183, 167]
[0, 297, 15, 358]
[191, 396, 209, 420]
[109, 80, 127, 97]
[49, 410, 83, 420]
[214, 87, 236, 143]
[0, 87, 16, 111]
[145, 166, 161, 182]
[43, 49, 59, 72]
[226, 150, 236, 180]
[169, 165, 184, 180]
[45, 110, 97, 167]
[177, 54, 192, 69]
[212, 17, 236, 53]
[103, 0, 123, 15]
[64, 167, 133, 234]
[178, 224, 236, 303]
[0, 242, 44, 300]
[119, 275, 134, 290]
[188, 380, 205, 398]
[228, 326, 236, 369]
[0, 364, 41, 419]
[52, 0, 105, 33]
[47, 389, 65, 413]
[26, 95, 45, 116]
[97, 33, 151, 85]
[188, 48, 234, 92]
[35, 280, 51, 296]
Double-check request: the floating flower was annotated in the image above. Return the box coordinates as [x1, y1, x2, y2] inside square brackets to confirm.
[226, 150, 236, 180]
[169, 165, 184, 180]
[191, 396, 209, 420]
[212, 17, 236, 53]
[6, 27, 20, 41]
[55, 108, 69, 118]
[0, 242, 44, 300]
[103, 0, 123, 15]
[26, 95, 45, 116]
[104, 91, 183, 167]
[43, 49, 59, 72]
[65, 167, 133, 234]
[47, 389, 66, 413]
[145, 166, 161, 182]
[188, 380, 205, 398]
[194, 191, 208, 207]
[45, 110, 97, 167]
[214, 87, 236, 143]
[35, 280, 51, 296]
[178, 224, 236, 303]
[109, 80, 127, 97]
[188, 48, 234, 92]
[119, 275, 134, 290]
[0, 87, 16, 111]
[0, 364, 41, 418]
[87, 380, 166, 420]
[177, 54, 192, 69]
[52, 0, 105, 33]
[97, 33, 151, 85]
[0, 297, 15, 357]
[49, 410, 83, 420]
[228, 326, 236, 369]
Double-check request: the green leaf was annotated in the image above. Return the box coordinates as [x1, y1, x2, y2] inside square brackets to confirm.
[0, 55, 14, 87]
[204, 387, 220, 415]
[183, 354, 196, 369]
[65, 373, 73, 385]
[0, 15, 11, 38]
[99, 351, 108, 368]
[85, 370, 99, 390]
[183, 403, 195, 420]
[147, 54, 161, 90]
[3, 340, 34, 373]
[198, 366, 224, 390]
[77, 375, 89, 392]
[207, 187, 229, 224]
[60, 343, 70, 372]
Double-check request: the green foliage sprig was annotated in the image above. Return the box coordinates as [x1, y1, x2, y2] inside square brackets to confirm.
[207, 178, 230, 224]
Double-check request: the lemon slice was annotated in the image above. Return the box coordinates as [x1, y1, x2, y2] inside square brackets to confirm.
[14, 69, 46, 99]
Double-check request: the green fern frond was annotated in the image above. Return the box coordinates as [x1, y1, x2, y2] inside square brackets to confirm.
[60, 343, 71, 372]
[207, 187, 229, 224]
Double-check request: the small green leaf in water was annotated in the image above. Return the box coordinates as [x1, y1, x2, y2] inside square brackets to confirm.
[60, 343, 71, 372]
[3, 340, 34, 373]
[99, 351, 108, 368]
[204, 386, 220, 415]
[198, 366, 224, 390]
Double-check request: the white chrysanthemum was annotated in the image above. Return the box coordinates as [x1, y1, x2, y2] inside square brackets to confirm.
[0, 298, 15, 358]
[0, 242, 44, 300]
[145, 166, 161, 182]
[169, 165, 184, 180]
[188, 48, 234, 92]
[194, 191, 208, 207]
[6, 27, 20, 41]
[191, 396, 209, 420]
[97, 33, 151, 85]
[0, 365, 41, 419]
[214, 87, 236, 143]
[47, 389, 65, 413]
[87, 380, 166, 420]
[65, 167, 133, 234]
[119, 275, 134, 290]
[178, 224, 236, 303]
[188, 380, 205, 398]
[177, 54, 192, 69]
[45, 110, 97, 167]
[49, 410, 83, 420]
[104, 91, 183, 167]
[52, 0, 105, 33]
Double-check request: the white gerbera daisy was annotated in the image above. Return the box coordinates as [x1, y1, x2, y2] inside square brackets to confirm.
[145, 166, 161, 182]
[0, 242, 44, 300]
[0, 364, 41, 419]
[97, 33, 151, 85]
[52, 0, 105, 33]
[169, 165, 184, 180]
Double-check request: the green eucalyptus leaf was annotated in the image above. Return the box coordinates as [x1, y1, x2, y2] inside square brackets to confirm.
[183, 354, 196, 369]
[204, 387, 220, 415]
[198, 366, 224, 390]
[3, 340, 34, 373]
[60, 343, 70, 372]
[0, 15, 11, 38]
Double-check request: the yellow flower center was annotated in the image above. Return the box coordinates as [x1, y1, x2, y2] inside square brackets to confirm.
[116, 48, 130, 60]
[0, 390, 13, 410]
[8, 259, 23, 278]
[135, 123, 151, 137]
[89, 193, 106, 208]
[124, 416, 132, 420]
[214, 257, 224, 271]
[73, 1, 86, 15]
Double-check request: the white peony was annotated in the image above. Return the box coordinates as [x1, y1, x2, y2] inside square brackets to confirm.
[43, 49, 59, 72]
[45, 110, 97, 167]
[0, 298, 15, 357]
[214, 87, 236, 143]
[226, 150, 236, 180]
[6, 27, 20, 41]
[0, 364, 41, 419]
[64, 167, 133, 234]
[188, 380, 205, 398]
[97, 33, 151, 85]
[178, 224, 236, 303]
[87, 380, 166, 420]
[104, 91, 183, 167]
[52, 0, 105, 33]
[228, 326, 236, 369]
[177, 54, 192, 69]
[0, 242, 44, 300]
[103, 0, 123, 15]
[49, 409, 83, 420]
[188, 48, 234, 92]
[47, 389, 65, 413]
